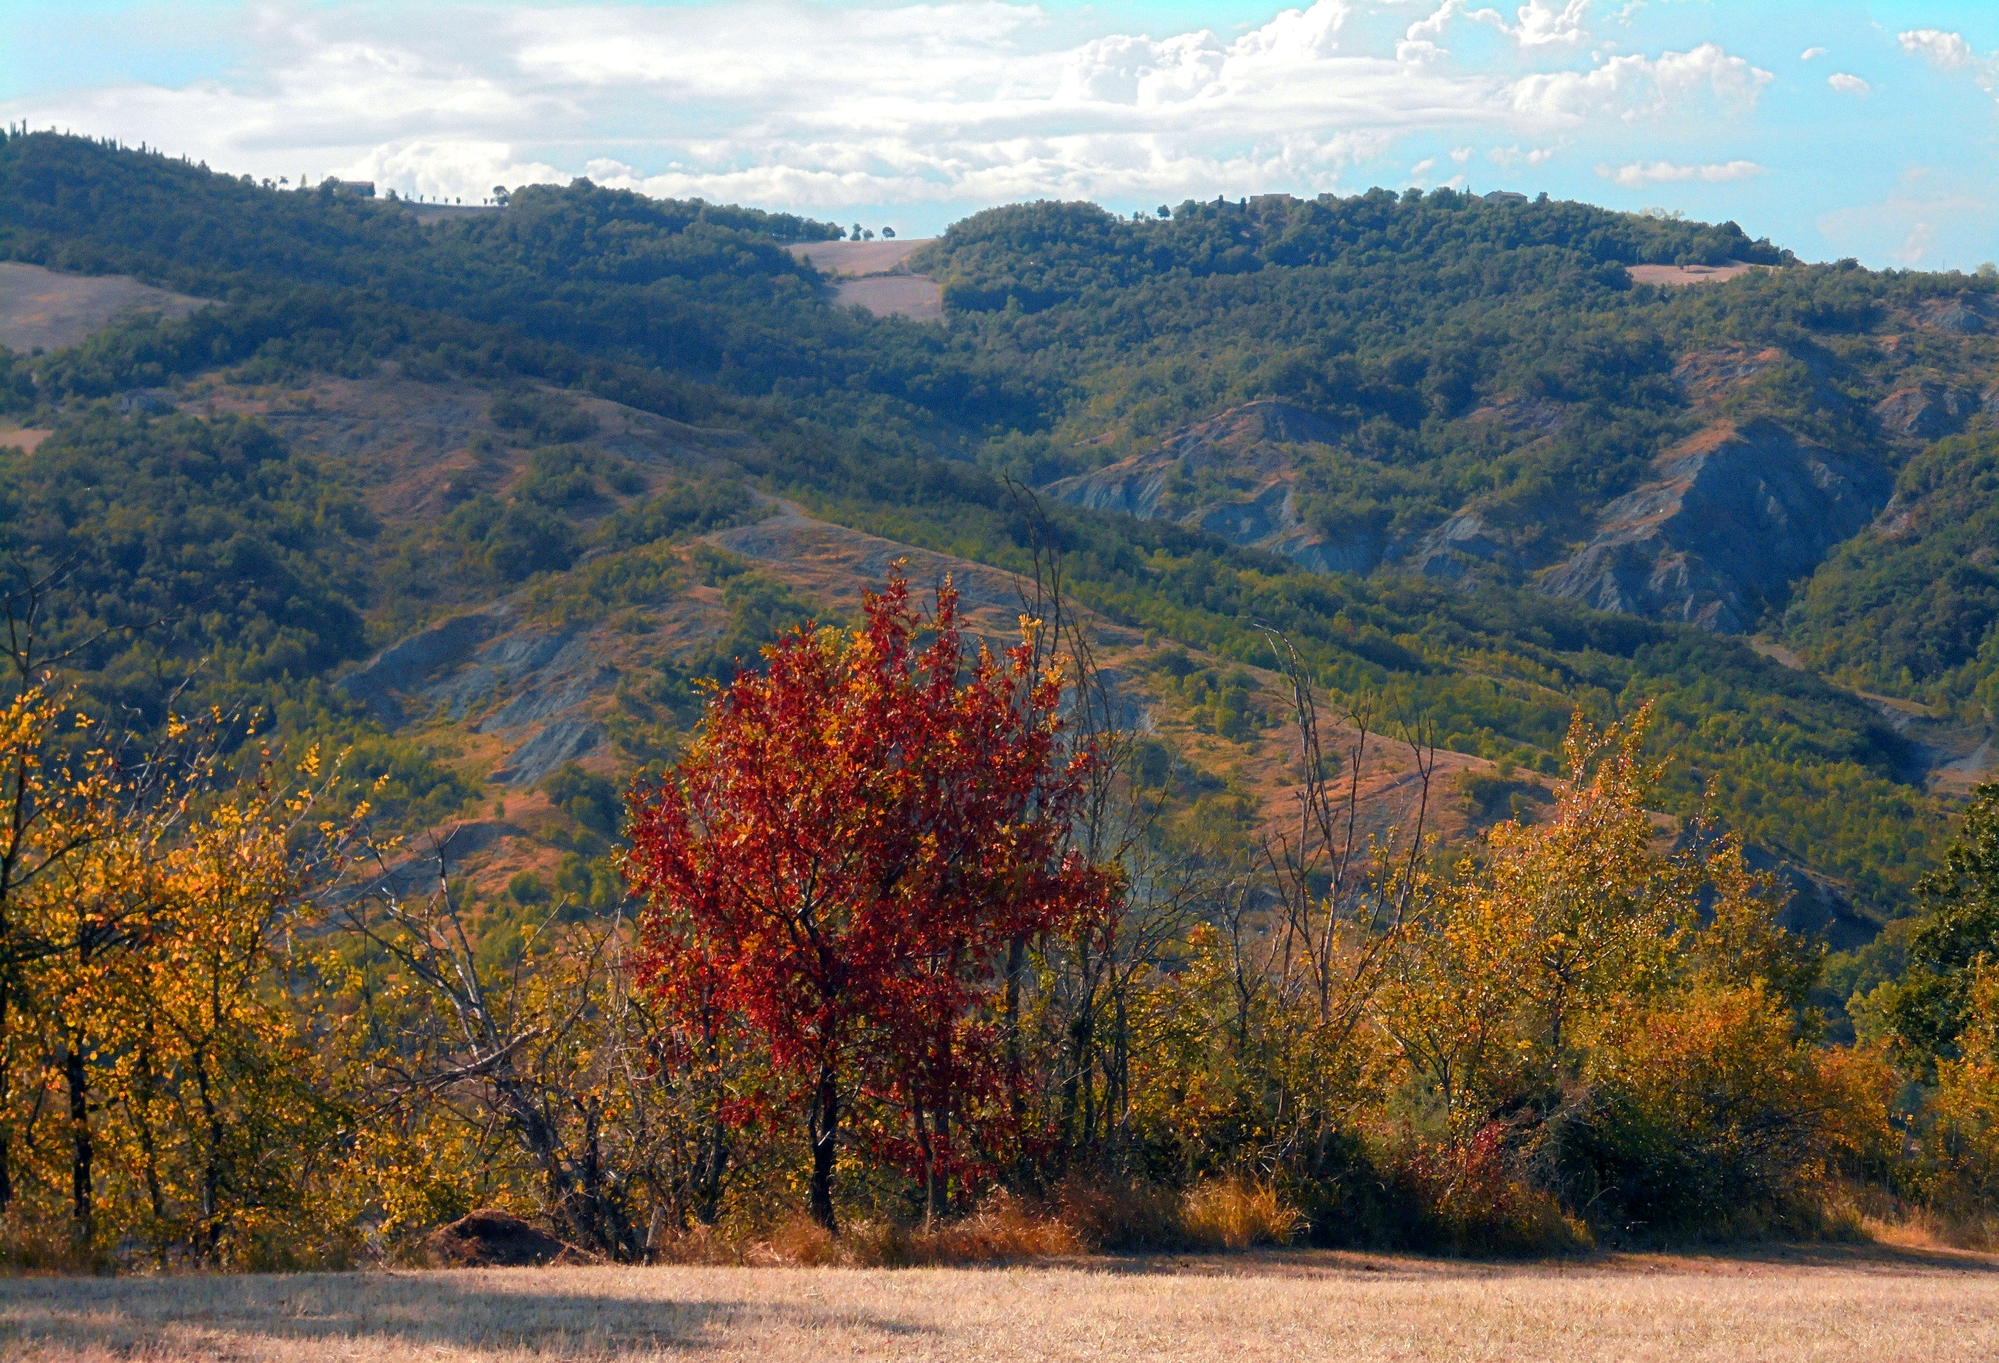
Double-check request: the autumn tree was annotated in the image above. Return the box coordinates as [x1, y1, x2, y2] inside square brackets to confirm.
[2, 705, 358, 1264]
[624, 572, 1113, 1232]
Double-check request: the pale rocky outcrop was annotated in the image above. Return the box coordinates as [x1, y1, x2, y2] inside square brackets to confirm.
[1407, 511, 1516, 583]
[1044, 401, 1387, 572]
[1540, 419, 1891, 633]
[1875, 384, 1978, 440]
[1912, 292, 1993, 335]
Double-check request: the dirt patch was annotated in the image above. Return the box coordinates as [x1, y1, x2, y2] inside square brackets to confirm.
[788, 238, 931, 276]
[191, 369, 749, 528]
[0, 260, 209, 353]
[707, 502, 1060, 640]
[788, 240, 944, 320]
[0, 425, 53, 454]
[1673, 346, 1786, 405]
[834, 274, 944, 321]
[1628, 261, 1764, 287]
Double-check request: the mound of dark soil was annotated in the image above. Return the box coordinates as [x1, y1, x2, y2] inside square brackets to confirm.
[425, 1209, 597, 1267]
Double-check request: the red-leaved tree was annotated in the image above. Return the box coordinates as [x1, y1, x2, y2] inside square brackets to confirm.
[623, 572, 1116, 1232]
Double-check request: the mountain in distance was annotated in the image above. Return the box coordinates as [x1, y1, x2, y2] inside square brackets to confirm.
[6, 129, 1999, 963]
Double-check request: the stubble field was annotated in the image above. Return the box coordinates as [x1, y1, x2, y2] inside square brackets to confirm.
[2, 1244, 1996, 1362]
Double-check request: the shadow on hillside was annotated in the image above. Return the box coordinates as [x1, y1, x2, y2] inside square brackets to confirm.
[1, 1272, 933, 1354]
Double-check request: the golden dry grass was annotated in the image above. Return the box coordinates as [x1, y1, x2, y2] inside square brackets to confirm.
[3, 1244, 1997, 1362]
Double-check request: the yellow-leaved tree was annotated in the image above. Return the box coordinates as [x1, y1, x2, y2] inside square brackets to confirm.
[1, 685, 359, 1268]
[1377, 706, 1892, 1244]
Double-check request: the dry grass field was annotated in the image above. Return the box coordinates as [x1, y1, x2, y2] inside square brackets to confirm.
[0, 261, 207, 353]
[3, 1244, 1996, 1362]
[785, 239, 931, 276]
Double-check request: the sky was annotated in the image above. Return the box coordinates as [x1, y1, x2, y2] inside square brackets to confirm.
[4, 1, 1997, 267]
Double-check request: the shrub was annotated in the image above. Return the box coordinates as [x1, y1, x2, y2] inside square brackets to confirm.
[1550, 985, 1897, 1237]
[1389, 1125, 1591, 1256]
[1178, 1178, 1306, 1250]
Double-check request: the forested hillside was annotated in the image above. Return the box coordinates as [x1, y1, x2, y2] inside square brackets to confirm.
[2, 128, 1991, 926]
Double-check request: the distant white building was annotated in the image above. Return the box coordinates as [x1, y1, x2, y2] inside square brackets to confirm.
[330, 179, 375, 198]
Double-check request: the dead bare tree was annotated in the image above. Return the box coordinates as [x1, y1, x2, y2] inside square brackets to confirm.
[1258, 629, 1437, 1041]
[341, 831, 650, 1259]
[1001, 483, 1217, 1175]
[1251, 628, 1438, 1176]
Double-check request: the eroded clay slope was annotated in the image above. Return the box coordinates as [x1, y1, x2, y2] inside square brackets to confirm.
[1044, 401, 1382, 572]
[1540, 420, 1891, 632]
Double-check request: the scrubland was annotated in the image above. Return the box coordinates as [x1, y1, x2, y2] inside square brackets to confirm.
[3, 1246, 1996, 1363]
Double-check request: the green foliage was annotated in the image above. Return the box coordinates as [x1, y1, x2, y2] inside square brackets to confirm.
[0, 131, 1976, 922]
[441, 492, 579, 581]
[543, 760, 622, 840]
[685, 570, 823, 683]
[490, 388, 599, 443]
[598, 477, 763, 549]
[511, 444, 635, 507]
[0, 410, 374, 705]
[1786, 433, 1999, 708]
[1875, 784, 1999, 1065]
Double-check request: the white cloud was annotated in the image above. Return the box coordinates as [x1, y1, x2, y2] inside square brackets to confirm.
[1894, 220, 1934, 266]
[1413, 0, 1592, 50]
[1497, 1, 1594, 49]
[1815, 165, 1993, 268]
[1800, 46, 1825, 62]
[1899, 29, 1977, 69]
[0, 2, 1785, 215]
[1899, 28, 1999, 94]
[1601, 158, 1765, 187]
[1508, 43, 1772, 122]
[1828, 72, 1870, 95]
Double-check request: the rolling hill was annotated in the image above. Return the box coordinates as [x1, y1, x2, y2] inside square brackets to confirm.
[4, 128, 1997, 951]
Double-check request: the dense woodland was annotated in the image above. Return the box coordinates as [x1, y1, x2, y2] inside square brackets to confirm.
[0, 130, 1996, 1265]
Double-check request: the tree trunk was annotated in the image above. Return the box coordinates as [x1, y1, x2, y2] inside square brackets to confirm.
[694, 1115, 729, 1227]
[914, 1099, 937, 1232]
[193, 1047, 226, 1260]
[928, 1104, 949, 1226]
[131, 1040, 167, 1256]
[1002, 935, 1026, 1126]
[0, 982, 12, 1216]
[64, 1040, 91, 1247]
[808, 1062, 840, 1234]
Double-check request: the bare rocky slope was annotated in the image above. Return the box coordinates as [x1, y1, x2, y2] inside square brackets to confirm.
[1540, 420, 1892, 632]
[1044, 401, 1383, 573]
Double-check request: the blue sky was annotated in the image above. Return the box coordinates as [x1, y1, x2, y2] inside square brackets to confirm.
[5, 1, 1997, 266]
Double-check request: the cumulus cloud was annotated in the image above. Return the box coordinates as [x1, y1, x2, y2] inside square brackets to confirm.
[1899, 29, 1977, 69]
[0, 1, 1786, 214]
[1410, 0, 1591, 50]
[1800, 47, 1825, 62]
[1815, 165, 1993, 269]
[1827, 72, 1870, 95]
[1508, 43, 1771, 123]
[1601, 159, 1764, 187]
[1899, 28, 1999, 94]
